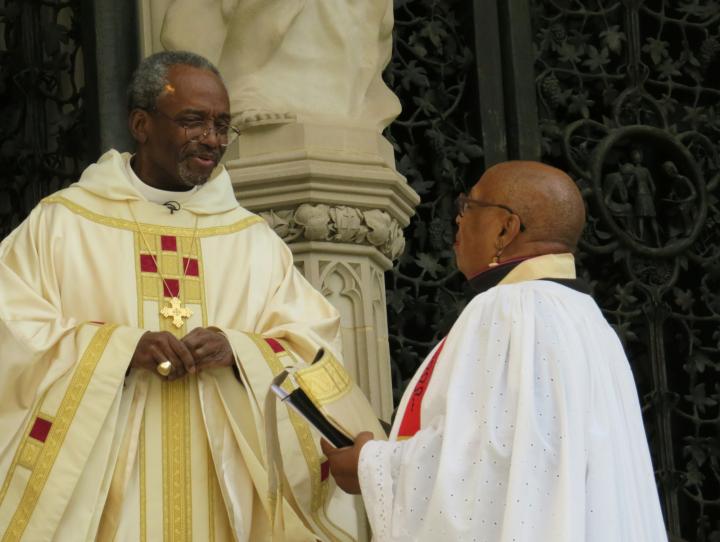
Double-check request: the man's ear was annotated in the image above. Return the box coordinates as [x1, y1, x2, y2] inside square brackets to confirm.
[129, 109, 150, 144]
[501, 214, 522, 240]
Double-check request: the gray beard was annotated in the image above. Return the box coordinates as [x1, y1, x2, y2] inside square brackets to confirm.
[177, 160, 210, 187]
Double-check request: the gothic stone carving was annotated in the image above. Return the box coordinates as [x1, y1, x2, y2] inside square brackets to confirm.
[260, 204, 406, 261]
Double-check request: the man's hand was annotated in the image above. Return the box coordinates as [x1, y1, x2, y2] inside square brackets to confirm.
[320, 431, 374, 494]
[181, 327, 234, 374]
[129, 331, 194, 380]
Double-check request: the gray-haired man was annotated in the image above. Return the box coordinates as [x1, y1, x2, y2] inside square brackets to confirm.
[0, 51, 347, 541]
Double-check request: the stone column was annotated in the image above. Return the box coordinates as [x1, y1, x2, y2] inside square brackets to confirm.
[226, 123, 418, 422]
[136, 3, 419, 538]
[135, 0, 420, 421]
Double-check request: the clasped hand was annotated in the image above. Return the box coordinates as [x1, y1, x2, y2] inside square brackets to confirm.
[129, 327, 233, 380]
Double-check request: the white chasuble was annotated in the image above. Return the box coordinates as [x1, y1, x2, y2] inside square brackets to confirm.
[0, 150, 352, 541]
[358, 254, 668, 542]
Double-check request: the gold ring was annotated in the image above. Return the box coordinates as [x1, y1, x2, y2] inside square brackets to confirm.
[157, 360, 173, 377]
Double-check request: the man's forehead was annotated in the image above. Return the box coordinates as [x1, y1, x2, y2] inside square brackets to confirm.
[174, 107, 231, 120]
[469, 173, 498, 199]
[472, 165, 516, 199]
[165, 63, 222, 86]
[468, 182, 484, 198]
[159, 65, 229, 113]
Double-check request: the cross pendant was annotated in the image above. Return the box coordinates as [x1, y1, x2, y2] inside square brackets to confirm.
[160, 297, 193, 328]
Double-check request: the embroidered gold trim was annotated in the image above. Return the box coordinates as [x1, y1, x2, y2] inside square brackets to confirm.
[134, 228, 196, 339]
[161, 377, 192, 542]
[140, 417, 147, 542]
[184, 378, 192, 540]
[0, 402, 43, 506]
[294, 354, 352, 407]
[162, 382, 169, 539]
[2, 324, 117, 541]
[251, 336, 348, 542]
[134, 234, 144, 328]
[17, 441, 42, 470]
[207, 450, 215, 542]
[42, 196, 263, 237]
[197, 252, 209, 330]
[134, 227, 204, 541]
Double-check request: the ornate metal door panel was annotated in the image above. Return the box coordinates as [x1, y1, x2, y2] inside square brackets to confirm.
[0, 0, 136, 239]
[527, 1, 719, 539]
[0, 0, 91, 239]
[385, 1, 718, 540]
[385, 0, 485, 403]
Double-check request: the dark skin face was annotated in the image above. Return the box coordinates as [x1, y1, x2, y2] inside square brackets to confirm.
[128, 64, 231, 191]
[454, 171, 524, 279]
[127, 65, 236, 377]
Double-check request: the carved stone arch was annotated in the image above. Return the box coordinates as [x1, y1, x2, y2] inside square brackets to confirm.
[319, 261, 370, 397]
[370, 268, 393, 418]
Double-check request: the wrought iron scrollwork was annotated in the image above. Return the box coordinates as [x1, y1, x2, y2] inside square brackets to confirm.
[532, 1, 720, 539]
[0, 0, 90, 238]
[385, 1, 484, 403]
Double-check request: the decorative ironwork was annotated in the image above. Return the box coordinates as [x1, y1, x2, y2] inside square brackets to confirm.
[385, 0, 484, 403]
[532, 1, 720, 539]
[0, 0, 91, 239]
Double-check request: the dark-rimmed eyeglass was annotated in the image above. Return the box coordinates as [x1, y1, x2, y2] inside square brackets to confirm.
[456, 194, 526, 232]
[149, 109, 241, 149]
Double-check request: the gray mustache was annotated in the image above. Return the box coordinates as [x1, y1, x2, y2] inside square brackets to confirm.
[182, 152, 220, 163]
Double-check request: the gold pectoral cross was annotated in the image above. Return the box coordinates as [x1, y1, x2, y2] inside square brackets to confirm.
[161, 297, 193, 328]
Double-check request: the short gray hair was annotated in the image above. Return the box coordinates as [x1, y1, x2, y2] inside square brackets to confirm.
[127, 51, 222, 111]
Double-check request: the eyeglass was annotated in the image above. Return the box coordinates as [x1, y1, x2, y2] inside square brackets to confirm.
[150, 109, 241, 149]
[456, 194, 526, 232]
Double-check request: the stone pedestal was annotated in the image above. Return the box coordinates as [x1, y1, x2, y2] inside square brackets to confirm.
[226, 122, 419, 422]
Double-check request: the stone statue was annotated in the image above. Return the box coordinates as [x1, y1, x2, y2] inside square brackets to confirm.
[159, 0, 401, 131]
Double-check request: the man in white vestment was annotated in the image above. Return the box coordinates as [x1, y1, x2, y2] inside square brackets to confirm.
[322, 161, 668, 541]
[0, 51, 355, 541]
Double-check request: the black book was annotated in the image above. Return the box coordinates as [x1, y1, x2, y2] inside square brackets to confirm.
[271, 384, 353, 448]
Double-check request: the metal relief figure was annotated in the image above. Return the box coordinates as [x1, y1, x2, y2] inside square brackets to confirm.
[627, 149, 661, 246]
[661, 161, 698, 239]
[602, 163, 634, 230]
[159, 0, 400, 131]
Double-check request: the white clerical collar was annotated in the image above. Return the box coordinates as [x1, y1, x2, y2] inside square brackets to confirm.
[125, 156, 199, 205]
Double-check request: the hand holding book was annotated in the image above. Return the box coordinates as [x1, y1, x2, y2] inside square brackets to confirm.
[271, 372, 354, 448]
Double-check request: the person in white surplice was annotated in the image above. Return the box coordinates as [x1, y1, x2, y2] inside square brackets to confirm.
[322, 161, 668, 541]
[0, 51, 362, 541]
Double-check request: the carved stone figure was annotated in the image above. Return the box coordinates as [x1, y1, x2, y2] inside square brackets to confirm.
[159, 0, 400, 131]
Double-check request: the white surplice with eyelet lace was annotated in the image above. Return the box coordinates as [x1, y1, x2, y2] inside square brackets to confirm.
[358, 280, 667, 542]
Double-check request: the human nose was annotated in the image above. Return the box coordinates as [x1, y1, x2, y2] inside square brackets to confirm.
[199, 126, 223, 147]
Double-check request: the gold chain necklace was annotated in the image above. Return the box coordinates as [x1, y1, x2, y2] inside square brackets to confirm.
[128, 202, 199, 329]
